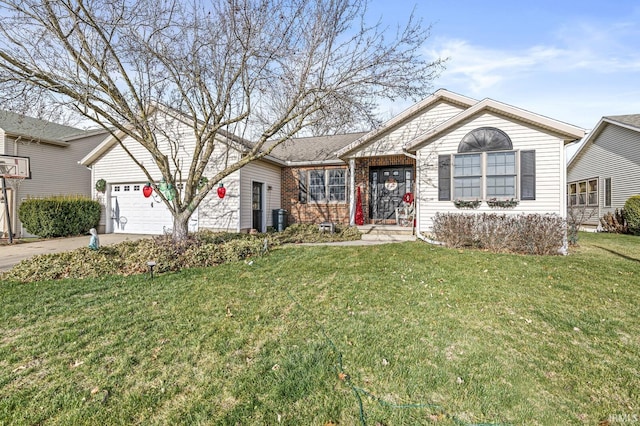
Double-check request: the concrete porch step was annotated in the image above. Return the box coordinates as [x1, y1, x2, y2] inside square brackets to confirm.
[358, 225, 416, 242]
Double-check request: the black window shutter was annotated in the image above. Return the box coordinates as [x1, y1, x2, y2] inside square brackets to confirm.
[520, 150, 536, 200]
[438, 155, 451, 201]
[298, 170, 307, 203]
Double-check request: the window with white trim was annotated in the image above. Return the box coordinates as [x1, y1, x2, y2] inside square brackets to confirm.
[439, 127, 535, 202]
[604, 178, 612, 207]
[486, 152, 516, 197]
[451, 151, 518, 200]
[453, 154, 481, 198]
[568, 178, 598, 206]
[299, 168, 347, 203]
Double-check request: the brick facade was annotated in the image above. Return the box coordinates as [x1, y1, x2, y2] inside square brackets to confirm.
[282, 155, 415, 225]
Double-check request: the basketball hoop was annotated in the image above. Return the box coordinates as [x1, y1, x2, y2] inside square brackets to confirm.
[0, 154, 31, 243]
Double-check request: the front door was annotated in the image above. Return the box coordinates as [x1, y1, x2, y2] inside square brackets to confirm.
[252, 182, 263, 232]
[370, 167, 413, 222]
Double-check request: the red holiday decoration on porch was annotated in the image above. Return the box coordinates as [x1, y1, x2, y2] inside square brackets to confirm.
[143, 183, 153, 198]
[355, 186, 364, 226]
[217, 183, 226, 199]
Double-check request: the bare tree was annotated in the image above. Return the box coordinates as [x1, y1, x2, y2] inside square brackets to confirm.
[0, 0, 444, 241]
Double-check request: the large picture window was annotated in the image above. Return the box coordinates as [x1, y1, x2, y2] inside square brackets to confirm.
[300, 168, 347, 203]
[438, 127, 535, 202]
[450, 151, 519, 200]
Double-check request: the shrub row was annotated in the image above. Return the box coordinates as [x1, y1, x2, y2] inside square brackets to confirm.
[18, 196, 100, 238]
[2, 232, 268, 283]
[431, 213, 565, 255]
[2, 225, 362, 283]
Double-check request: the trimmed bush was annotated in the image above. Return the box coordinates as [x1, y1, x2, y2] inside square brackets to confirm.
[624, 195, 640, 235]
[18, 196, 101, 238]
[431, 213, 566, 255]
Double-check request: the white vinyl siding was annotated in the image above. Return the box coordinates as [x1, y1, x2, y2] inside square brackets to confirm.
[418, 111, 567, 232]
[91, 114, 243, 233]
[568, 122, 640, 224]
[4, 132, 104, 237]
[239, 160, 281, 232]
[355, 101, 466, 157]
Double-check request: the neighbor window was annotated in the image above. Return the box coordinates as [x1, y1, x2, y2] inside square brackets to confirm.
[604, 178, 612, 207]
[300, 168, 347, 203]
[568, 178, 598, 206]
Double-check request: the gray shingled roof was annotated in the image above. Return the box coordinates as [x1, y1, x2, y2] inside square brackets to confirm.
[0, 109, 85, 142]
[269, 132, 366, 163]
[605, 114, 640, 130]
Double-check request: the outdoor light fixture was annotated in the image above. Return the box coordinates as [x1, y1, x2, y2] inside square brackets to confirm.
[147, 261, 156, 279]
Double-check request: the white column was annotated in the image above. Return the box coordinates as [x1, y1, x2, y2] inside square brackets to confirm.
[349, 158, 356, 226]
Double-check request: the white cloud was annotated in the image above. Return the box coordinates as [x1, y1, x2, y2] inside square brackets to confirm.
[426, 17, 640, 97]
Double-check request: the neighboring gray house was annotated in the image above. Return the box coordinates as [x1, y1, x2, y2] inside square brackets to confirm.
[567, 115, 640, 227]
[0, 110, 106, 237]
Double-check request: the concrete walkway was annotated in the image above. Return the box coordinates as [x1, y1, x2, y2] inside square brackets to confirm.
[0, 234, 150, 272]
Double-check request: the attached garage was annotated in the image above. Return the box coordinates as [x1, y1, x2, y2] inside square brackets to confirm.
[109, 183, 198, 235]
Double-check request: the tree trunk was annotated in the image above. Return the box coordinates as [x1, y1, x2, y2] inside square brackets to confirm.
[172, 213, 190, 242]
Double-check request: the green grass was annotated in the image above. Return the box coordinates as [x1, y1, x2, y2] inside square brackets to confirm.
[1, 233, 639, 425]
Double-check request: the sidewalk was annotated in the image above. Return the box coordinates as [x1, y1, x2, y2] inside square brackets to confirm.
[0, 234, 150, 272]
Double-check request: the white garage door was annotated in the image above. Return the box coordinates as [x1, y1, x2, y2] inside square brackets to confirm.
[110, 183, 198, 235]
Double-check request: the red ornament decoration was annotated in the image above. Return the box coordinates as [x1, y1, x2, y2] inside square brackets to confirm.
[402, 192, 414, 204]
[143, 183, 153, 198]
[355, 186, 364, 226]
[217, 183, 226, 199]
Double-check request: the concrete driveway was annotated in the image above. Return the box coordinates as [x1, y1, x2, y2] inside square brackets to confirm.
[0, 234, 151, 272]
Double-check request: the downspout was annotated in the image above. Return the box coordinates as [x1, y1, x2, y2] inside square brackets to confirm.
[349, 158, 355, 226]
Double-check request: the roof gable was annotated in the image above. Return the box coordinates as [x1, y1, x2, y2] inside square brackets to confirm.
[568, 114, 640, 169]
[406, 98, 585, 152]
[336, 89, 477, 158]
[80, 104, 253, 166]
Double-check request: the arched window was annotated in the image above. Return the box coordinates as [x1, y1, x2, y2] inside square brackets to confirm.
[457, 127, 513, 153]
[438, 126, 535, 202]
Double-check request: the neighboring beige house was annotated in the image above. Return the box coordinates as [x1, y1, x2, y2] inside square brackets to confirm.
[0, 110, 106, 238]
[567, 114, 640, 227]
[80, 107, 283, 234]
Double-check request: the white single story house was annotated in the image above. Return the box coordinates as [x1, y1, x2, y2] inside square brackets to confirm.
[567, 114, 640, 227]
[79, 89, 585, 236]
[336, 89, 585, 234]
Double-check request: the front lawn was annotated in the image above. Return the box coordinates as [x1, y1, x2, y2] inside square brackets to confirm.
[1, 233, 638, 425]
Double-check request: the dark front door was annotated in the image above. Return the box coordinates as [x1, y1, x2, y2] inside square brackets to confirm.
[370, 167, 413, 221]
[252, 182, 263, 232]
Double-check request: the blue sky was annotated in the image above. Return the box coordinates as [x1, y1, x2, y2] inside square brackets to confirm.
[369, 0, 640, 137]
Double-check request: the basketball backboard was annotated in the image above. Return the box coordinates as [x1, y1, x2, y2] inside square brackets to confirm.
[0, 155, 31, 179]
